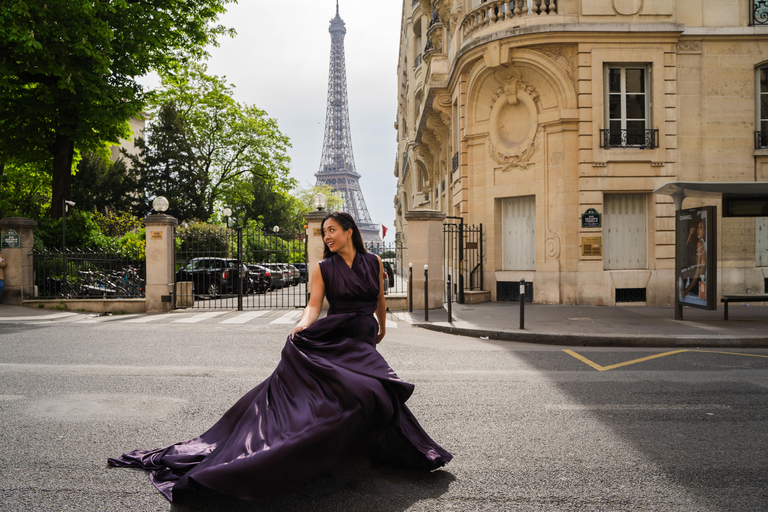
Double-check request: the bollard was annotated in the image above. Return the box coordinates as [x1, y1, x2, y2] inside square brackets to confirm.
[519, 278, 525, 330]
[424, 264, 429, 322]
[408, 263, 413, 312]
[447, 274, 452, 323]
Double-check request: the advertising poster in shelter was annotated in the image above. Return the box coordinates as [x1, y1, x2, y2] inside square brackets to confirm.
[676, 206, 716, 310]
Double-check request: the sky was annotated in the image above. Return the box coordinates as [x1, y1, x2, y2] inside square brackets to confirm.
[185, 1, 402, 239]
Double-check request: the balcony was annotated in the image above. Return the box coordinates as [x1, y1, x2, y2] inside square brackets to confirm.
[751, 0, 768, 25]
[452, 152, 459, 174]
[600, 129, 659, 149]
[461, 0, 558, 40]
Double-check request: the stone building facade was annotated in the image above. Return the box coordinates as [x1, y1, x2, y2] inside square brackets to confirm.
[394, 0, 768, 306]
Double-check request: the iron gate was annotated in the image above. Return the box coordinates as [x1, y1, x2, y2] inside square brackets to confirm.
[174, 226, 308, 310]
[443, 217, 483, 304]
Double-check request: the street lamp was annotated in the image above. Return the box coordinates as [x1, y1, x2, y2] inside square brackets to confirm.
[152, 196, 169, 213]
[312, 193, 328, 211]
[223, 207, 232, 228]
[62, 200, 76, 251]
[273, 225, 280, 233]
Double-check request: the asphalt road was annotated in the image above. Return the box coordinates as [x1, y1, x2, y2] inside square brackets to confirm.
[1, 312, 767, 511]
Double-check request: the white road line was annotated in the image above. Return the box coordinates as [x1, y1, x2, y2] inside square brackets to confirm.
[220, 311, 270, 324]
[269, 310, 303, 324]
[173, 311, 227, 323]
[77, 314, 142, 324]
[124, 313, 177, 323]
[0, 312, 80, 322]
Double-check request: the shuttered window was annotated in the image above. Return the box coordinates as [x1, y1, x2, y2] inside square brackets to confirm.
[502, 196, 536, 270]
[757, 217, 768, 267]
[603, 194, 647, 270]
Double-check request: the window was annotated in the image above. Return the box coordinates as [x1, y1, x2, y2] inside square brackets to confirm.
[603, 194, 648, 270]
[756, 65, 768, 148]
[602, 64, 657, 148]
[501, 196, 536, 270]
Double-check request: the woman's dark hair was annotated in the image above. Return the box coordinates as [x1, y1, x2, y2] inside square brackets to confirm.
[321, 212, 367, 259]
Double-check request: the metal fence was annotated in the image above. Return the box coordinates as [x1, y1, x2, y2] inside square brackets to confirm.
[33, 249, 145, 299]
[174, 226, 308, 310]
[444, 218, 484, 303]
[365, 240, 408, 296]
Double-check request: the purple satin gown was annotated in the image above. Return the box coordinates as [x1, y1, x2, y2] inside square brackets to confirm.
[108, 252, 452, 502]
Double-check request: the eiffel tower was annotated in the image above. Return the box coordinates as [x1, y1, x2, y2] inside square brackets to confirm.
[315, 1, 381, 243]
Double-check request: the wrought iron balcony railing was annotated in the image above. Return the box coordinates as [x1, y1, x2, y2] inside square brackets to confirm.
[751, 0, 768, 25]
[414, 53, 423, 69]
[600, 129, 659, 149]
[755, 131, 768, 149]
[452, 152, 459, 174]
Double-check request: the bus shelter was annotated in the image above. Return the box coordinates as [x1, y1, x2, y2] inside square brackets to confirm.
[653, 182, 768, 320]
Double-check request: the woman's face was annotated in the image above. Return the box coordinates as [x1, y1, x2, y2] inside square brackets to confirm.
[323, 218, 352, 253]
[697, 221, 705, 238]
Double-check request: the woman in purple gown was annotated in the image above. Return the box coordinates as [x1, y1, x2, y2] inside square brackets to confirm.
[108, 212, 452, 502]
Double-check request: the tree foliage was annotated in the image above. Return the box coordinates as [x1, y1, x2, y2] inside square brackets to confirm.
[72, 152, 142, 215]
[0, 160, 52, 219]
[0, 0, 235, 218]
[135, 62, 294, 223]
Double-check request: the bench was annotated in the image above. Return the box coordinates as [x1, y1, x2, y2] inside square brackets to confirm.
[720, 294, 768, 320]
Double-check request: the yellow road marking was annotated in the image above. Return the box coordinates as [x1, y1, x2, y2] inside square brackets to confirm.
[564, 349, 689, 371]
[565, 349, 768, 371]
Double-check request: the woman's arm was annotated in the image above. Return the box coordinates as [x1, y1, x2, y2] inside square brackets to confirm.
[375, 255, 386, 344]
[290, 262, 325, 339]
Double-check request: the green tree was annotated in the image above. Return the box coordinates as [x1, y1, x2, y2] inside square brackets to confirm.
[134, 63, 293, 223]
[72, 152, 142, 215]
[0, 160, 51, 219]
[293, 183, 345, 217]
[129, 101, 207, 221]
[0, 0, 234, 218]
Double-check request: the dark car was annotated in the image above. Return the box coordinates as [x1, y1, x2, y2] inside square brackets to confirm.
[176, 257, 240, 298]
[246, 264, 270, 294]
[283, 264, 301, 286]
[293, 263, 308, 283]
[258, 263, 285, 290]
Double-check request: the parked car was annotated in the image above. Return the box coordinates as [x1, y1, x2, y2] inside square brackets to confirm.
[259, 263, 286, 290]
[273, 264, 292, 286]
[176, 257, 240, 298]
[284, 264, 301, 286]
[246, 264, 270, 293]
[293, 262, 308, 283]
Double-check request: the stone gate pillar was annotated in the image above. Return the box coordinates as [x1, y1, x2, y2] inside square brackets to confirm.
[404, 210, 445, 310]
[0, 217, 38, 305]
[144, 213, 178, 313]
[305, 210, 328, 307]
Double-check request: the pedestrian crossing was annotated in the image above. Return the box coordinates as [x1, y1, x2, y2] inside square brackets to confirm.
[0, 309, 398, 328]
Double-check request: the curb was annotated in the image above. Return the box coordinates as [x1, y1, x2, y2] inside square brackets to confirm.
[410, 322, 768, 348]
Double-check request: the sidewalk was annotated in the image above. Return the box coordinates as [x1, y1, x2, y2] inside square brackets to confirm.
[392, 301, 768, 348]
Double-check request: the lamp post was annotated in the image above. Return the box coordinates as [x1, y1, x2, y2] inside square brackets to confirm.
[223, 207, 232, 228]
[312, 193, 328, 212]
[62, 200, 76, 251]
[152, 196, 169, 214]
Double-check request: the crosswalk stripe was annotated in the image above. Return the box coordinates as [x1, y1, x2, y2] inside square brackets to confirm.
[0, 312, 79, 322]
[220, 311, 270, 324]
[173, 311, 227, 323]
[269, 310, 303, 324]
[77, 314, 141, 324]
[124, 313, 177, 323]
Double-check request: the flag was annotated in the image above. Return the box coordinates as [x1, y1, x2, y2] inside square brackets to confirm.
[382, 225, 388, 239]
